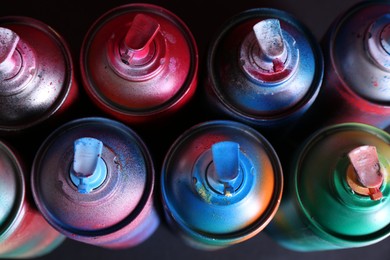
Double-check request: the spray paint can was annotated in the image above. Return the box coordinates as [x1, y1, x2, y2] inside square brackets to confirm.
[0, 16, 77, 133]
[0, 140, 64, 258]
[31, 117, 159, 249]
[205, 8, 323, 128]
[161, 120, 283, 250]
[266, 123, 390, 251]
[80, 4, 198, 124]
[310, 1, 390, 129]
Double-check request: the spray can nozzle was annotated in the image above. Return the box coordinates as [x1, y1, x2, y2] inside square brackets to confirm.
[0, 27, 22, 81]
[347, 145, 384, 200]
[70, 137, 107, 194]
[120, 14, 160, 65]
[366, 14, 390, 71]
[253, 19, 287, 72]
[205, 141, 243, 195]
[254, 19, 286, 71]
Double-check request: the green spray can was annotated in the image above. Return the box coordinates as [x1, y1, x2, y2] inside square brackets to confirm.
[266, 123, 390, 251]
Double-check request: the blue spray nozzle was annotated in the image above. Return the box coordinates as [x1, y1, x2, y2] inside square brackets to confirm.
[211, 141, 240, 183]
[70, 137, 107, 193]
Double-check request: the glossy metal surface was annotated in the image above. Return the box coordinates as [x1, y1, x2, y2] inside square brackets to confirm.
[2, 0, 388, 259]
[161, 120, 283, 250]
[314, 0, 390, 128]
[0, 140, 64, 258]
[266, 123, 390, 251]
[206, 8, 323, 127]
[31, 117, 159, 249]
[0, 16, 77, 133]
[80, 4, 198, 124]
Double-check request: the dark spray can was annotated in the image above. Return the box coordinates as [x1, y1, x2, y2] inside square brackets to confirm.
[31, 117, 159, 248]
[80, 4, 198, 125]
[161, 120, 283, 250]
[308, 1, 390, 130]
[266, 123, 390, 251]
[205, 8, 323, 129]
[0, 140, 64, 258]
[0, 17, 77, 133]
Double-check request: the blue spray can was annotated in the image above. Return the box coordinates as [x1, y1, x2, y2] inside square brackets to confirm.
[205, 8, 323, 129]
[161, 120, 283, 250]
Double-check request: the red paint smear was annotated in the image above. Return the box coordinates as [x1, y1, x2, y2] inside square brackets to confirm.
[247, 68, 291, 82]
[273, 58, 285, 72]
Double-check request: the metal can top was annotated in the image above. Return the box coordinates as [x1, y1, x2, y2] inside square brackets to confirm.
[207, 8, 323, 124]
[0, 16, 74, 132]
[295, 123, 390, 241]
[80, 4, 198, 120]
[329, 1, 390, 104]
[31, 117, 155, 238]
[0, 141, 23, 236]
[161, 120, 283, 247]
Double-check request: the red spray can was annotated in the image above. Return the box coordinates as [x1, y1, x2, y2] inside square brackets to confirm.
[0, 140, 64, 258]
[0, 17, 77, 134]
[80, 4, 198, 124]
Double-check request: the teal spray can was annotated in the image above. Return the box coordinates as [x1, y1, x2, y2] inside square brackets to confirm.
[266, 123, 390, 251]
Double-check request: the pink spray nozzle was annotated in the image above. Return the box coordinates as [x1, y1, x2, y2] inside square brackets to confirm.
[348, 145, 384, 200]
[120, 14, 160, 64]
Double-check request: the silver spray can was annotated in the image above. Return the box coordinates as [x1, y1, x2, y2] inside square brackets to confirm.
[31, 117, 159, 249]
[0, 16, 78, 134]
[308, 0, 390, 130]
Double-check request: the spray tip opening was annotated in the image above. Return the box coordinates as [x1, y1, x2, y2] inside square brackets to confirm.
[347, 145, 384, 200]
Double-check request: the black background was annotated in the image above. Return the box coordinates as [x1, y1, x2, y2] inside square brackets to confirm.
[1, 0, 389, 259]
